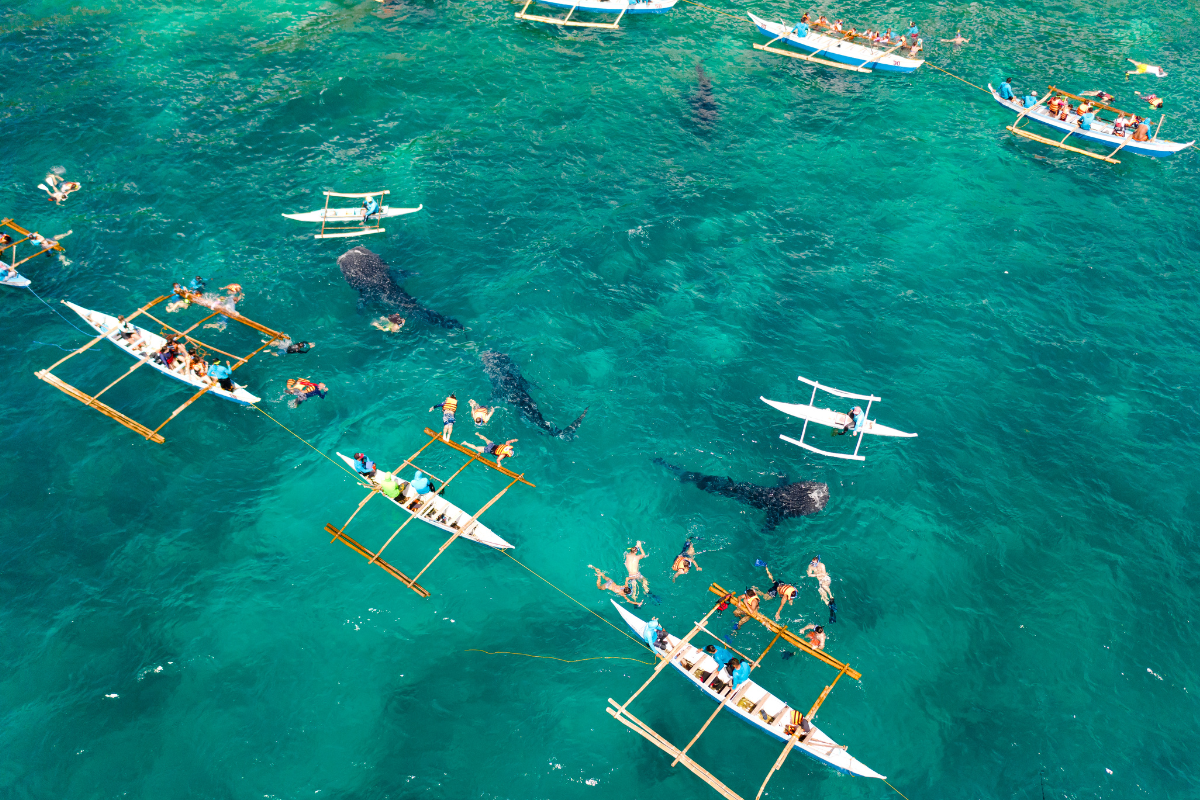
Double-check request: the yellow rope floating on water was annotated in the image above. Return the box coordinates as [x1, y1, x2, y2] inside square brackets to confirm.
[251, 403, 366, 483]
[884, 779, 915, 800]
[466, 649, 654, 665]
[924, 62, 989, 94]
[675, 0, 742, 21]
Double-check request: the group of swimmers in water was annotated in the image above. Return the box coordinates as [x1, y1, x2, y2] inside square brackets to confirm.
[428, 392, 516, 465]
[788, 15, 925, 57]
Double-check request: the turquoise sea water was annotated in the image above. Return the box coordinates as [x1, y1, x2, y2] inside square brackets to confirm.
[3, 0, 1200, 798]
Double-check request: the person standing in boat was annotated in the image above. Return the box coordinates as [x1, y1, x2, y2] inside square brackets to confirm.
[361, 194, 380, 223]
[671, 539, 702, 582]
[208, 361, 235, 392]
[430, 393, 457, 440]
[352, 453, 377, 479]
[461, 433, 518, 467]
[999, 78, 1016, 101]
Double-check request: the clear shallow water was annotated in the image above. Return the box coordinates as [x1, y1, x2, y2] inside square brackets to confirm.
[2, 0, 1199, 798]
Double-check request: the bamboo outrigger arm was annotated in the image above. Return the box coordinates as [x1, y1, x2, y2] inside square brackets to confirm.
[514, 0, 626, 29]
[706, 583, 861, 679]
[422, 428, 536, 486]
[173, 289, 288, 340]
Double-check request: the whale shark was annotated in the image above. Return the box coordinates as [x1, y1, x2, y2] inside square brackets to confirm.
[654, 459, 829, 530]
[481, 350, 588, 439]
[689, 63, 718, 132]
[336, 246, 463, 329]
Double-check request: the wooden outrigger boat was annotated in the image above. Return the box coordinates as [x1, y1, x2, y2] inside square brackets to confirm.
[761, 375, 916, 461]
[1, 218, 67, 288]
[748, 13, 923, 74]
[990, 84, 1194, 163]
[515, 0, 677, 31]
[607, 583, 882, 800]
[324, 429, 534, 597]
[283, 190, 421, 239]
[35, 288, 288, 443]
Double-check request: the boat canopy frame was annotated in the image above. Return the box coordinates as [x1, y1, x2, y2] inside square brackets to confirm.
[34, 287, 288, 444]
[514, 0, 628, 30]
[606, 581, 862, 800]
[777, 374, 881, 461]
[315, 190, 391, 240]
[1, 217, 66, 271]
[323, 428, 535, 598]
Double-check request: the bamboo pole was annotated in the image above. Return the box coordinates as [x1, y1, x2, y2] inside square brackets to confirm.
[672, 681, 750, 766]
[1010, 90, 1053, 129]
[855, 41, 901, 70]
[404, 472, 524, 587]
[754, 628, 785, 668]
[1006, 126, 1120, 164]
[706, 584, 860, 679]
[319, 192, 331, 239]
[368, 454, 482, 564]
[422, 428, 535, 487]
[1152, 114, 1165, 141]
[617, 598, 726, 714]
[173, 289, 287, 340]
[323, 524, 430, 597]
[755, 725, 805, 800]
[805, 664, 849, 720]
[1048, 85, 1130, 117]
[694, 623, 758, 665]
[34, 371, 166, 442]
[87, 311, 222, 405]
[41, 296, 170, 373]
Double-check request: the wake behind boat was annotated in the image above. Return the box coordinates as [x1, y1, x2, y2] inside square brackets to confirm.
[990, 84, 1193, 162]
[63, 301, 260, 405]
[610, 600, 884, 780]
[336, 452, 514, 550]
[748, 13, 923, 74]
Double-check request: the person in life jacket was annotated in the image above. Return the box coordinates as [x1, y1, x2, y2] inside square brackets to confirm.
[671, 539, 702, 582]
[762, 565, 798, 621]
[430, 393, 458, 440]
[461, 433, 518, 467]
[352, 453, 376, 479]
[286, 378, 327, 406]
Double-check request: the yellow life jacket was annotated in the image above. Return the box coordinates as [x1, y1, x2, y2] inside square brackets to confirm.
[443, 396, 458, 414]
[495, 444, 514, 458]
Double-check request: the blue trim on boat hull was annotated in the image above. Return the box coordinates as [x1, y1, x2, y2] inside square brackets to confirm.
[533, 0, 674, 13]
[1021, 113, 1175, 158]
[752, 22, 918, 74]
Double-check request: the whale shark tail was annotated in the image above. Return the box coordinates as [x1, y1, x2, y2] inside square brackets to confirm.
[556, 406, 589, 440]
[652, 457, 681, 473]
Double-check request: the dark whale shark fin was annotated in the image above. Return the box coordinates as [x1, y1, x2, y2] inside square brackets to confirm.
[763, 508, 782, 532]
[557, 406, 589, 440]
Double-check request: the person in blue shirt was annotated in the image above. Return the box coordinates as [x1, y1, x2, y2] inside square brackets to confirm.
[187, 275, 205, 292]
[410, 470, 433, 495]
[207, 361, 234, 391]
[728, 658, 752, 690]
[361, 195, 380, 222]
[790, 20, 809, 38]
[1078, 110, 1095, 130]
[906, 21, 919, 40]
[834, 406, 867, 436]
[352, 453, 376, 478]
[999, 78, 1015, 101]
[1024, 93, 1038, 108]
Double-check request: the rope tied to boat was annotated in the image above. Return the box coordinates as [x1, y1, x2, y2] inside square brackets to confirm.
[466, 649, 654, 666]
[924, 62, 989, 94]
[499, 550, 655, 652]
[25, 285, 95, 338]
[675, 0, 742, 22]
[884, 779, 915, 800]
[251, 403, 368, 484]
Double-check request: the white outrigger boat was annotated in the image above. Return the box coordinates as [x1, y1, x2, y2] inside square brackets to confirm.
[336, 453, 514, 550]
[1, 270, 30, 288]
[762, 375, 915, 461]
[64, 301, 260, 405]
[515, 0, 677, 30]
[611, 601, 884, 780]
[283, 190, 421, 239]
[282, 204, 423, 224]
[990, 84, 1194, 163]
[748, 13, 923, 74]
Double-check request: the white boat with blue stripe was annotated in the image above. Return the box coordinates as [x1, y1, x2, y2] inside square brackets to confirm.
[516, 0, 677, 30]
[748, 13, 923, 74]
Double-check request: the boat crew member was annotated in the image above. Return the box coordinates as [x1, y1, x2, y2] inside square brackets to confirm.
[999, 78, 1015, 101]
[590, 565, 642, 607]
[671, 539, 702, 582]
[410, 470, 434, 495]
[727, 658, 752, 690]
[731, 588, 760, 632]
[1078, 109, 1096, 130]
[379, 472, 402, 500]
[1132, 119, 1151, 141]
[209, 361, 235, 392]
[790, 19, 809, 38]
[800, 623, 826, 650]
[763, 565, 798, 621]
[361, 195, 380, 222]
[113, 315, 142, 348]
[371, 313, 405, 333]
[352, 453, 377, 478]
[835, 406, 866, 436]
[469, 399, 496, 426]
[430, 393, 458, 440]
[461, 433, 518, 467]
[906, 20, 919, 40]
[704, 644, 734, 673]
[807, 555, 835, 606]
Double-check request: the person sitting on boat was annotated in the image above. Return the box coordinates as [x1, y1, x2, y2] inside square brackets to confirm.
[112, 315, 143, 349]
[790, 20, 810, 38]
[379, 471, 402, 500]
[762, 565, 798, 621]
[998, 78, 1016, 101]
[731, 588, 760, 632]
[462, 432, 519, 467]
[469, 399, 496, 426]
[1113, 116, 1127, 136]
[641, 617, 664, 649]
[209, 361, 236, 392]
[410, 470, 433, 495]
[190, 353, 209, 378]
[1078, 109, 1096, 130]
[1132, 119, 1151, 141]
[430, 393, 458, 441]
[361, 195, 381, 222]
[352, 453, 377, 479]
[704, 644, 734, 673]
[727, 658, 752, 691]
[800, 623, 826, 650]
[782, 709, 813, 739]
[1057, 103, 1070, 121]
[671, 539, 702, 582]
[906, 20, 919, 40]
[156, 336, 181, 368]
[834, 406, 866, 436]
[590, 565, 642, 607]
[371, 313, 405, 333]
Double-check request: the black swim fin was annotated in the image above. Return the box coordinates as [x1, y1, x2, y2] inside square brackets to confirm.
[828, 598, 837, 623]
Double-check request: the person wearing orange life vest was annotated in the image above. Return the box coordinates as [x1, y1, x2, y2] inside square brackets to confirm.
[461, 433, 518, 467]
[762, 564, 798, 621]
[429, 393, 458, 440]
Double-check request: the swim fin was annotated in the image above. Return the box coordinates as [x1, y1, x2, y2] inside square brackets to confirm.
[828, 598, 837, 623]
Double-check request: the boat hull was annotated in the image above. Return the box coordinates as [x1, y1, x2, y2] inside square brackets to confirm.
[531, 0, 678, 14]
[989, 85, 1193, 158]
[761, 397, 916, 437]
[336, 453, 514, 550]
[611, 601, 884, 780]
[64, 301, 261, 405]
[2, 273, 31, 288]
[282, 204, 423, 223]
[748, 13, 922, 74]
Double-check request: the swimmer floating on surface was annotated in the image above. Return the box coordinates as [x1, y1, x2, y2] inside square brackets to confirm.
[461, 433, 518, 467]
[590, 565, 641, 607]
[469, 399, 496, 426]
[1126, 59, 1166, 78]
[38, 174, 81, 205]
